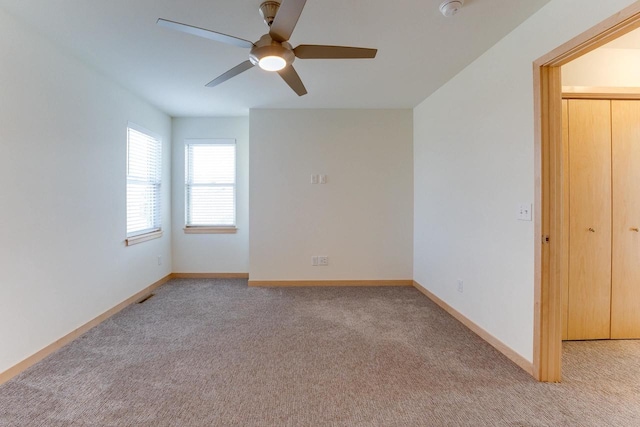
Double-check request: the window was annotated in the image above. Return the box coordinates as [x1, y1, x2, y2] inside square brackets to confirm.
[185, 139, 236, 233]
[126, 123, 162, 244]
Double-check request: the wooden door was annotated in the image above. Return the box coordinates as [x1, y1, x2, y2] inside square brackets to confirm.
[567, 99, 612, 340]
[611, 100, 640, 339]
[562, 100, 570, 341]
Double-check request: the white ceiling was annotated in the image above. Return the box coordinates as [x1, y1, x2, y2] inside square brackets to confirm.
[0, 0, 551, 117]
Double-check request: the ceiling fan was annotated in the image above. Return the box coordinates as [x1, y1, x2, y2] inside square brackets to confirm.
[157, 0, 377, 96]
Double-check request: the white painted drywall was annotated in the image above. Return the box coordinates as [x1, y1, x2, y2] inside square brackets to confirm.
[249, 109, 413, 281]
[171, 118, 249, 273]
[563, 48, 640, 87]
[0, 8, 172, 374]
[413, 0, 637, 362]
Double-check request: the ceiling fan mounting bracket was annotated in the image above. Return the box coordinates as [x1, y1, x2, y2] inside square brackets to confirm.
[259, 1, 281, 27]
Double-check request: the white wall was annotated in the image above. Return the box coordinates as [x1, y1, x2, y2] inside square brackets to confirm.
[171, 117, 249, 273]
[0, 8, 172, 374]
[413, 0, 637, 362]
[563, 47, 640, 87]
[249, 109, 413, 281]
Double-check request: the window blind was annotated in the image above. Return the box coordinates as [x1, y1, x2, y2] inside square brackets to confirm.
[185, 140, 236, 227]
[127, 124, 162, 237]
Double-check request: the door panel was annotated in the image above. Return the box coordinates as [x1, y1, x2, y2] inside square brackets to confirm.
[611, 100, 640, 339]
[562, 99, 570, 341]
[567, 99, 612, 340]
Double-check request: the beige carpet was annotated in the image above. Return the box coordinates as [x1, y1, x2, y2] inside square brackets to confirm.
[1, 279, 639, 426]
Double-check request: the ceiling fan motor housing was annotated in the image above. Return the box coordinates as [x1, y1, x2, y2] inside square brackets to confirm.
[249, 34, 295, 67]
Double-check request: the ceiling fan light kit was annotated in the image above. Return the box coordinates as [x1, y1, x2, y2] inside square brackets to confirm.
[157, 0, 377, 96]
[440, 0, 464, 17]
[258, 55, 287, 71]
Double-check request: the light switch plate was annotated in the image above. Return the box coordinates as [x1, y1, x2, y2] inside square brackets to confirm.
[311, 174, 319, 184]
[518, 203, 532, 221]
[319, 174, 327, 184]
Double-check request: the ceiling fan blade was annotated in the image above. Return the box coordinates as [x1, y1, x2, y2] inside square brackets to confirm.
[277, 65, 307, 96]
[294, 45, 378, 59]
[157, 18, 254, 49]
[206, 60, 255, 88]
[269, 0, 307, 43]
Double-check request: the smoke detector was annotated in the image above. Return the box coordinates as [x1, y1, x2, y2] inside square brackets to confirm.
[440, 0, 464, 17]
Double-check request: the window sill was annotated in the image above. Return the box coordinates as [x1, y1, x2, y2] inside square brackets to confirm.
[126, 230, 163, 246]
[184, 226, 238, 234]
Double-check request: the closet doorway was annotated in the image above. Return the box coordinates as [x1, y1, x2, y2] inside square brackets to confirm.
[534, 2, 640, 382]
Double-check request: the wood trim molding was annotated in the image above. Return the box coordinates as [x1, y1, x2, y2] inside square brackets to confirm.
[562, 86, 640, 100]
[533, 64, 564, 383]
[533, 2, 640, 383]
[249, 280, 414, 287]
[0, 274, 172, 386]
[535, 3, 640, 67]
[171, 273, 249, 279]
[413, 281, 534, 377]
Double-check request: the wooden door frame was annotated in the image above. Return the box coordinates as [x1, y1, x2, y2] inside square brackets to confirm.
[533, 2, 640, 382]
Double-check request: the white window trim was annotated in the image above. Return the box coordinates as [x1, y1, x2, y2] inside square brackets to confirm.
[126, 230, 164, 246]
[183, 226, 237, 234]
[126, 122, 163, 244]
[184, 138, 237, 232]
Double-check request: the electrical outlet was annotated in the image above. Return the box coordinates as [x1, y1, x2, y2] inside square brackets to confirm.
[318, 256, 329, 266]
[311, 256, 318, 266]
[157, 256, 162, 266]
[457, 279, 464, 293]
